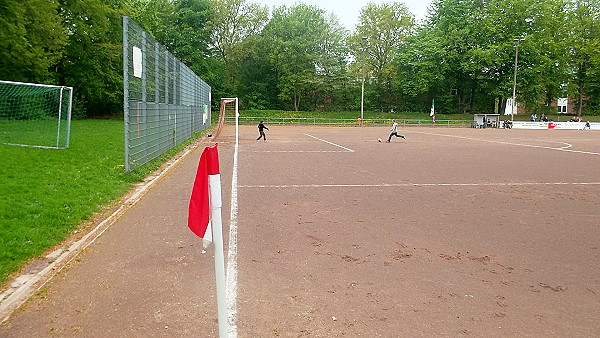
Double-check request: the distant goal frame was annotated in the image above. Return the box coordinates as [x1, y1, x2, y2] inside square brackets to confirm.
[0, 80, 73, 149]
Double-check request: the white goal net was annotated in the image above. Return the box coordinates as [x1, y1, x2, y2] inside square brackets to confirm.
[0, 80, 73, 149]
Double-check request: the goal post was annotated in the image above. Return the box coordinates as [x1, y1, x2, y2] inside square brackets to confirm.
[216, 98, 238, 139]
[0, 80, 73, 149]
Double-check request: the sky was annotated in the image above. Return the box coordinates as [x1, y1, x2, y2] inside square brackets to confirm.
[252, 0, 434, 30]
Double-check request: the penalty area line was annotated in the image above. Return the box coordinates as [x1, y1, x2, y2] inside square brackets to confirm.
[412, 130, 600, 156]
[304, 134, 355, 152]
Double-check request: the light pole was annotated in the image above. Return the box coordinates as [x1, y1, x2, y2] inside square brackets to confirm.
[360, 36, 367, 126]
[511, 38, 524, 121]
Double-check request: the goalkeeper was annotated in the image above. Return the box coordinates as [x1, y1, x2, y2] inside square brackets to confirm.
[256, 120, 269, 141]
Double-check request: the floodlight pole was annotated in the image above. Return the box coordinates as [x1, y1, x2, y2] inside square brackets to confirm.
[511, 38, 524, 121]
[360, 36, 367, 126]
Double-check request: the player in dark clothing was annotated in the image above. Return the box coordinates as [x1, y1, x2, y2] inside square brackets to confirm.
[257, 120, 269, 141]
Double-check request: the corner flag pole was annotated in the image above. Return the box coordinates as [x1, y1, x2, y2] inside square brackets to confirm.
[209, 167, 228, 338]
[187, 144, 228, 337]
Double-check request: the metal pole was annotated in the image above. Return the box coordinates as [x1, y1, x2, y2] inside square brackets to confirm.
[123, 16, 130, 172]
[360, 36, 367, 126]
[65, 87, 73, 149]
[209, 172, 228, 338]
[511, 38, 523, 121]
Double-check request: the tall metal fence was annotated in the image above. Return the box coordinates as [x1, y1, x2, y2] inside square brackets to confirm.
[123, 16, 211, 171]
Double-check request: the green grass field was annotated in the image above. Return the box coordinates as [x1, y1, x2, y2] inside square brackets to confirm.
[0, 119, 70, 148]
[0, 119, 207, 286]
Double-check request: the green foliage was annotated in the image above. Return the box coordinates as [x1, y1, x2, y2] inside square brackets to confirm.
[350, 2, 415, 111]
[0, 0, 67, 83]
[208, 0, 268, 61]
[261, 4, 349, 111]
[569, 0, 600, 115]
[531, 105, 559, 116]
[233, 34, 279, 110]
[417, 0, 577, 115]
[206, 0, 268, 104]
[264, 8, 310, 109]
[58, 0, 123, 117]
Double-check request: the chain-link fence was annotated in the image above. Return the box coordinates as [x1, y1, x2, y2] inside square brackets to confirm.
[123, 16, 211, 171]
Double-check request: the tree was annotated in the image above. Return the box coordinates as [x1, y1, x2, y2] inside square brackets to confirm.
[208, 0, 268, 61]
[483, 0, 572, 113]
[350, 2, 415, 112]
[569, 0, 600, 115]
[125, 0, 217, 105]
[58, 0, 123, 117]
[207, 0, 268, 97]
[234, 34, 279, 109]
[170, 0, 213, 77]
[123, 0, 176, 46]
[261, 4, 348, 111]
[410, 0, 477, 113]
[395, 27, 449, 113]
[0, 0, 67, 83]
[526, 0, 572, 109]
[415, 0, 573, 115]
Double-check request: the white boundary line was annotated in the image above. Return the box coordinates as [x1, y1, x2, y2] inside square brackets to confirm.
[304, 133, 355, 152]
[412, 130, 600, 156]
[226, 110, 239, 337]
[558, 142, 573, 150]
[253, 150, 349, 153]
[239, 182, 600, 189]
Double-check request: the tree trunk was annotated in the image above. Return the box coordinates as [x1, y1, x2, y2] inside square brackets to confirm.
[293, 91, 299, 111]
[578, 86, 583, 117]
[577, 63, 585, 117]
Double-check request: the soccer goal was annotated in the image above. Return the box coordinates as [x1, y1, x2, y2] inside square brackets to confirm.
[216, 98, 238, 139]
[0, 80, 73, 149]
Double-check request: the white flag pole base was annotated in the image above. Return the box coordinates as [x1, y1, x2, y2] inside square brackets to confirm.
[209, 174, 228, 337]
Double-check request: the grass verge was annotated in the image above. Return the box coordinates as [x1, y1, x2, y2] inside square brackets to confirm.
[0, 119, 209, 286]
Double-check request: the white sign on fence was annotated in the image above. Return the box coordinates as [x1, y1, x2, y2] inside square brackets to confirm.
[132, 46, 142, 78]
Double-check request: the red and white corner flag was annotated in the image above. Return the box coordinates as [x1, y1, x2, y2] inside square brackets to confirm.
[188, 144, 221, 250]
[187, 143, 228, 336]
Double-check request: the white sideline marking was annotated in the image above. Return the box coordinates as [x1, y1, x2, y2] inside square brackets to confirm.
[413, 130, 600, 156]
[253, 150, 349, 153]
[558, 143, 573, 150]
[239, 182, 600, 189]
[304, 134, 355, 152]
[226, 118, 239, 337]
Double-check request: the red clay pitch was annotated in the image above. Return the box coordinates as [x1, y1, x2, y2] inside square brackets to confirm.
[2, 125, 599, 336]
